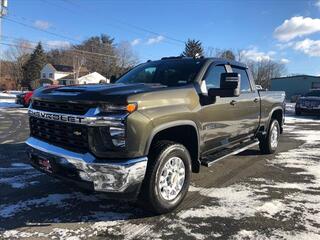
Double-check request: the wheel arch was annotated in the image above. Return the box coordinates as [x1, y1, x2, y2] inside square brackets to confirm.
[268, 107, 284, 133]
[145, 121, 201, 173]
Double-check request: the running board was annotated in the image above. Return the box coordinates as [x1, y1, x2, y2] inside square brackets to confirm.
[201, 140, 259, 167]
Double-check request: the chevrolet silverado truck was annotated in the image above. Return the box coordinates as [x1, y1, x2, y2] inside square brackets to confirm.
[26, 57, 285, 213]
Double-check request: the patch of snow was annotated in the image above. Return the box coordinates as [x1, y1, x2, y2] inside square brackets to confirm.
[0, 93, 18, 98]
[231, 230, 267, 240]
[0, 101, 22, 108]
[285, 102, 296, 114]
[285, 116, 320, 124]
[0, 193, 99, 218]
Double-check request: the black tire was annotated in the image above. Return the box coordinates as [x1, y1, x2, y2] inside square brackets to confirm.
[139, 141, 191, 214]
[259, 119, 280, 154]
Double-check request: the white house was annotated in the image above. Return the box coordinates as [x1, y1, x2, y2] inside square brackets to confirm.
[57, 72, 109, 85]
[78, 72, 108, 84]
[40, 63, 108, 86]
[40, 64, 74, 81]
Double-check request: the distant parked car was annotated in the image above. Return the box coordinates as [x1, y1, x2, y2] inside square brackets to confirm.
[16, 91, 33, 107]
[295, 90, 320, 115]
[16, 85, 62, 108]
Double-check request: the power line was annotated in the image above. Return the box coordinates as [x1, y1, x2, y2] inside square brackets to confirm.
[0, 39, 121, 60]
[39, 0, 185, 46]
[8, 13, 79, 40]
[2, 16, 81, 43]
[3, 37, 157, 62]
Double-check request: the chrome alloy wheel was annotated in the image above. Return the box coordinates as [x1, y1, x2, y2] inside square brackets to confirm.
[158, 157, 186, 201]
[270, 124, 279, 149]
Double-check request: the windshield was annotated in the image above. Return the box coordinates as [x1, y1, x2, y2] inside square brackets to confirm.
[116, 59, 204, 86]
[305, 90, 320, 97]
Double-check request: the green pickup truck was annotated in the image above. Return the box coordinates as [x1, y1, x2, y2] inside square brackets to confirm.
[26, 57, 285, 213]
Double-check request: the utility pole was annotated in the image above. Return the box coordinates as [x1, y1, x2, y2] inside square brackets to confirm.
[0, 0, 8, 82]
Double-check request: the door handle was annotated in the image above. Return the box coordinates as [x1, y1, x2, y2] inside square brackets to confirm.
[253, 98, 259, 103]
[230, 100, 237, 105]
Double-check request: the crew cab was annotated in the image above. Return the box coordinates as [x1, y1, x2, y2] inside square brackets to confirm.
[26, 57, 285, 213]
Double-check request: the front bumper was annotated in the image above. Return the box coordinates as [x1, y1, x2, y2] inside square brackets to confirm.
[26, 137, 148, 199]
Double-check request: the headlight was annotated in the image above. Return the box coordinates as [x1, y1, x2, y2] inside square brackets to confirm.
[97, 103, 137, 148]
[99, 103, 137, 114]
[110, 126, 126, 147]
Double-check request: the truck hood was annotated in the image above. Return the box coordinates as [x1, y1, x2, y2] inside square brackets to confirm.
[32, 83, 167, 104]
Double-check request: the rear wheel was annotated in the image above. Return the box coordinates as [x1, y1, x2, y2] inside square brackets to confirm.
[139, 141, 191, 214]
[259, 119, 280, 154]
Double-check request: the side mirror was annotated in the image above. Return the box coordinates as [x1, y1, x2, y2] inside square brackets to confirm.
[208, 72, 241, 98]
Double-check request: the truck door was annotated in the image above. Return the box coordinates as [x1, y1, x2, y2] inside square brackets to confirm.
[198, 63, 242, 154]
[230, 66, 260, 139]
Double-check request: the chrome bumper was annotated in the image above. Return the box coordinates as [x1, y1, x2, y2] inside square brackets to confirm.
[26, 137, 147, 194]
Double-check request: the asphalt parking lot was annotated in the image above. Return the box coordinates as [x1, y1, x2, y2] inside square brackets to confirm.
[0, 104, 320, 240]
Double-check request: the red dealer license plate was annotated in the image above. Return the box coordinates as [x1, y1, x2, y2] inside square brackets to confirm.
[38, 158, 53, 173]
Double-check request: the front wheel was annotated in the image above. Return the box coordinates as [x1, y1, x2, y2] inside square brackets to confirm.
[259, 119, 280, 154]
[139, 141, 191, 214]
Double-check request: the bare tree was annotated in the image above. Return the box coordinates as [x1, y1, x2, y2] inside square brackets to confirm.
[247, 60, 286, 89]
[4, 39, 33, 88]
[73, 55, 86, 83]
[116, 41, 139, 73]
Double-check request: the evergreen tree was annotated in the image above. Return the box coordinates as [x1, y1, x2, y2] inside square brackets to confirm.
[22, 42, 47, 88]
[220, 50, 235, 61]
[182, 39, 204, 58]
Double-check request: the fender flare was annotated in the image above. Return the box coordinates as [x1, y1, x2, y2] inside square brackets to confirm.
[266, 106, 284, 131]
[144, 120, 200, 158]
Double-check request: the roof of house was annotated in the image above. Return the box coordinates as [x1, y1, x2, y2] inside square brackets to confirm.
[78, 72, 106, 81]
[50, 64, 89, 74]
[52, 64, 74, 72]
[59, 72, 88, 80]
[271, 75, 320, 81]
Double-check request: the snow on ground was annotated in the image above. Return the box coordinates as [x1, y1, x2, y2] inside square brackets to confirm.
[285, 102, 295, 114]
[0, 162, 41, 189]
[0, 98, 22, 108]
[174, 121, 320, 239]
[0, 93, 19, 98]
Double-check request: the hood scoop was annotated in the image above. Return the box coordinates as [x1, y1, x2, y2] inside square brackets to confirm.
[54, 87, 86, 93]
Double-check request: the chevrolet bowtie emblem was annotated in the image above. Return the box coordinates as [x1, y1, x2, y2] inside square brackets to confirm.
[73, 131, 82, 136]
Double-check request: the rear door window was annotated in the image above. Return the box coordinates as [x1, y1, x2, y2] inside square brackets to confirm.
[232, 67, 252, 92]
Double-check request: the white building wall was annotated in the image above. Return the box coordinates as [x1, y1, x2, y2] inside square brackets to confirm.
[54, 72, 71, 80]
[77, 72, 108, 84]
[40, 64, 55, 79]
[40, 64, 73, 80]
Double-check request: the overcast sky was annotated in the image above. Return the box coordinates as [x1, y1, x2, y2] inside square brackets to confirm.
[3, 0, 320, 75]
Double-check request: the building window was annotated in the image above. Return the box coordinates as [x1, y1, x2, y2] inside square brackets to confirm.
[42, 73, 46, 78]
[49, 73, 53, 78]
